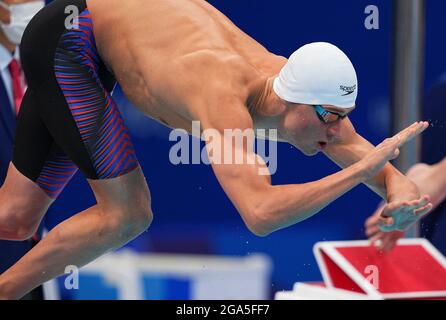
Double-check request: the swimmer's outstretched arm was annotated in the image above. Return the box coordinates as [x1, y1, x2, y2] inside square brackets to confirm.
[323, 118, 434, 231]
[202, 100, 429, 236]
[322, 117, 420, 202]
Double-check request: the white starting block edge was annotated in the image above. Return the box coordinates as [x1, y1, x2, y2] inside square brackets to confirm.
[292, 282, 375, 300]
[313, 238, 446, 300]
[275, 282, 374, 300]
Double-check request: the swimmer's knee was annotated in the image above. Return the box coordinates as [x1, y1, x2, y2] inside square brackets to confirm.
[129, 206, 153, 234]
[91, 168, 154, 240]
[0, 204, 40, 241]
[1, 226, 38, 241]
[0, 177, 51, 241]
[122, 191, 153, 233]
[100, 203, 153, 242]
[118, 184, 154, 236]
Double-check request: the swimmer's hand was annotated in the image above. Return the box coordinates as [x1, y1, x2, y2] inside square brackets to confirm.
[365, 162, 441, 251]
[365, 207, 405, 252]
[359, 121, 429, 180]
[377, 194, 432, 232]
[364, 196, 431, 251]
[359, 121, 431, 251]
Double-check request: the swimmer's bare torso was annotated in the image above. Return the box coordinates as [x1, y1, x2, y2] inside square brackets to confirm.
[87, 0, 286, 132]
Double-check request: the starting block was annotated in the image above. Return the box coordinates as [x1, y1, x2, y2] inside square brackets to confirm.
[313, 239, 446, 299]
[275, 282, 371, 300]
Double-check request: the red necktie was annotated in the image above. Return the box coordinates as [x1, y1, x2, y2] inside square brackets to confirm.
[8, 58, 25, 115]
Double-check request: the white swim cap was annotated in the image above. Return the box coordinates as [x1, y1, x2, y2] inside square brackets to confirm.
[273, 42, 358, 109]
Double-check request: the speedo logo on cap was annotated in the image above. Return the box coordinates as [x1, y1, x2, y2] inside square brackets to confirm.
[340, 84, 356, 96]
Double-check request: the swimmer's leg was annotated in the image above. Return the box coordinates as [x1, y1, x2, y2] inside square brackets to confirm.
[0, 88, 76, 241]
[0, 166, 152, 299]
[0, 5, 153, 299]
[0, 163, 53, 241]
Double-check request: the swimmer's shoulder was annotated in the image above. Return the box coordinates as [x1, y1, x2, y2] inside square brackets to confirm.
[154, 49, 273, 118]
[168, 49, 254, 93]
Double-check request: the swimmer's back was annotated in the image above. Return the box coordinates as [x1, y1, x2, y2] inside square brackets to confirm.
[89, 0, 273, 68]
[87, 0, 285, 128]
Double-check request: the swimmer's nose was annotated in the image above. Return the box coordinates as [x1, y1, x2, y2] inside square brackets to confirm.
[326, 121, 341, 143]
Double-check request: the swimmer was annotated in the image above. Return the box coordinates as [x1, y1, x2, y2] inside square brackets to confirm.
[0, 0, 432, 299]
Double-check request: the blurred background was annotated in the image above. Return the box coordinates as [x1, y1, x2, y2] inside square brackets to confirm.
[2, 0, 446, 299]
